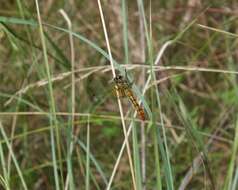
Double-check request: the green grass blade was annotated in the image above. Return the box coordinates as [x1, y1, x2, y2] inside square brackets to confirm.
[0, 139, 9, 189]
[0, 122, 28, 190]
[224, 44, 238, 190]
[86, 118, 91, 190]
[0, 16, 37, 26]
[169, 89, 215, 190]
[151, 122, 162, 190]
[224, 118, 238, 190]
[132, 122, 142, 190]
[121, 0, 129, 65]
[231, 166, 238, 190]
[44, 31, 70, 69]
[0, 175, 10, 190]
[77, 139, 108, 186]
[35, 1, 61, 189]
[137, 0, 174, 189]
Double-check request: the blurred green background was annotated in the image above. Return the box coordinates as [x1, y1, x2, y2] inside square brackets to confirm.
[0, 1, 238, 190]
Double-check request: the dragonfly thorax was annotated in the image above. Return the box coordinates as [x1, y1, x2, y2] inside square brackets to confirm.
[114, 75, 131, 88]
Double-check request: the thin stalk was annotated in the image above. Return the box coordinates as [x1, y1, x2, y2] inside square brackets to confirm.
[132, 121, 142, 190]
[86, 115, 91, 190]
[137, 0, 146, 189]
[137, 0, 174, 189]
[59, 9, 76, 190]
[0, 122, 28, 190]
[35, 1, 60, 189]
[97, 1, 136, 189]
[0, 137, 9, 188]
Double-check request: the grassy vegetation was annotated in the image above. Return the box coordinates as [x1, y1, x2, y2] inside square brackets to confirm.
[0, 0, 238, 189]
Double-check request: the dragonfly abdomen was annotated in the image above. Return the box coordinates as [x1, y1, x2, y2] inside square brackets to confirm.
[125, 89, 145, 121]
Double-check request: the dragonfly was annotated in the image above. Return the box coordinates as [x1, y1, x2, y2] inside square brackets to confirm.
[113, 71, 145, 121]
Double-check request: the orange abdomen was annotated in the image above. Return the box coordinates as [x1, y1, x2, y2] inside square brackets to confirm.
[125, 89, 145, 121]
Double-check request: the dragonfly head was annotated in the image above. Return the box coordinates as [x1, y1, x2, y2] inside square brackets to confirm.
[114, 75, 124, 83]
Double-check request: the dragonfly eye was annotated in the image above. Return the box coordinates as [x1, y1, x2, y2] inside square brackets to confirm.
[114, 75, 123, 81]
[117, 75, 123, 79]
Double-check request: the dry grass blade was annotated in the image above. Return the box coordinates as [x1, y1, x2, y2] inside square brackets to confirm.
[197, 24, 238, 38]
[97, 0, 136, 189]
[58, 9, 76, 190]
